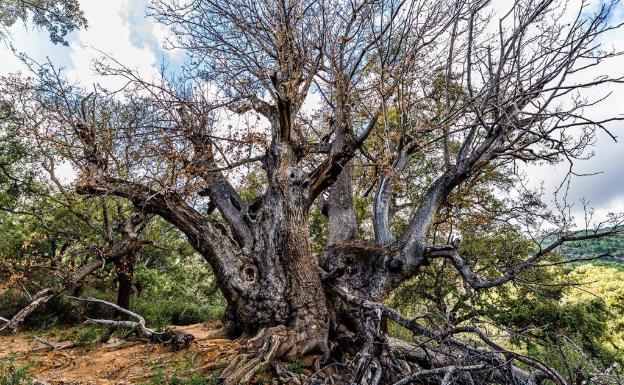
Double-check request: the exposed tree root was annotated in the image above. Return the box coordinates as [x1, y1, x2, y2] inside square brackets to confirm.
[219, 325, 307, 385]
[327, 286, 562, 385]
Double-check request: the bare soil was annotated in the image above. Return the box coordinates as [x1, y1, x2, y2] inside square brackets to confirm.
[0, 323, 241, 384]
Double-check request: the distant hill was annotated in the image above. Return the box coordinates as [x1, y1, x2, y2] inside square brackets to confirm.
[556, 228, 624, 263]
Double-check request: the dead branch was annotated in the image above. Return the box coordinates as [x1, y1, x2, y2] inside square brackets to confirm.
[67, 296, 195, 351]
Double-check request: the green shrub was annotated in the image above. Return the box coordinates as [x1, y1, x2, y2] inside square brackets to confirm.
[0, 291, 30, 319]
[0, 356, 32, 385]
[73, 325, 105, 347]
[81, 289, 225, 329]
[0, 268, 225, 332]
[131, 298, 224, 329]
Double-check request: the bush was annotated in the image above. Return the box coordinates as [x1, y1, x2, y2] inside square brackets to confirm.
[131, 298, 224, 329]
[0, 263, 225, 332]
[0, 356, 32, 385]
[81, 289, 225, 329]
[0, 291, 29, 320]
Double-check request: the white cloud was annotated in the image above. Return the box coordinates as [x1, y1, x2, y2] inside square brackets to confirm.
[0, 0, 166, 89]
[65, 0, 161, 88]
[519, 2, 624, 225]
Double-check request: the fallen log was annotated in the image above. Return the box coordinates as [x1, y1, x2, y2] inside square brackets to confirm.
[68, 296, 195, 351]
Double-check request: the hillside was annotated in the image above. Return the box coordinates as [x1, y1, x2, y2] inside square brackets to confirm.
[559, 231, 624, 263]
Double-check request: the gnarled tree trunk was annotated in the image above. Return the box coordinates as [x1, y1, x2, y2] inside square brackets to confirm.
[218, 140, 332, 357]
[114, 250, 136, 316]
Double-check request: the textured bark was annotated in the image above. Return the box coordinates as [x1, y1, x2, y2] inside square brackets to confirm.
[221, 136, 331, 355]
[328, 162, 358, 244]
[116, 276, 132, 312]
[327, 116, 358, 244]
[9, 2, 619, 382]
[114, 252, 135, 316]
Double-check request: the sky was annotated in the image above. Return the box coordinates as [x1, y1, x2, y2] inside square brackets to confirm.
[1, 0, 623, 228]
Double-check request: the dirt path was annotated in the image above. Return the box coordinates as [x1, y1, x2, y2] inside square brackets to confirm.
[0, 323, 240, 384]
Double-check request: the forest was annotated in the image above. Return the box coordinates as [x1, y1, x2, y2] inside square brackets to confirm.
[1, 0, 624, 385]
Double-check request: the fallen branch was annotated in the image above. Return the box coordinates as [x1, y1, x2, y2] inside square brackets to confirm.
[34, 336, 78, 350]
[67, 296, 195, 351]
[68, 296, 149, 331]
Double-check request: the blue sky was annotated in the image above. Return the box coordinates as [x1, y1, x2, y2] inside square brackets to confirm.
[1, 0, 624, 227]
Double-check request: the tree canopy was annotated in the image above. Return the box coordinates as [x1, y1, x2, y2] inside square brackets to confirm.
[0, 0, 86, 45]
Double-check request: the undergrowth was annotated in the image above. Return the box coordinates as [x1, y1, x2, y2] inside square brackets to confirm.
[81, 288, 225, 329]
[0, 356, 33, 385]
[138, 357, 220, 385]
[0, 288, 225, 332]
[73, 325, 105, 347]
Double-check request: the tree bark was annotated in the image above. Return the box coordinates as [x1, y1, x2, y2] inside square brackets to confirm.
[327, 116, 358, 244]
[114, 251, 135, 318]
[218, 136, 331, 356]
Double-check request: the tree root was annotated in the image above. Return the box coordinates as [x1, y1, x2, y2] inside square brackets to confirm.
[219, 325, 305, 385]
[331, 285, 564, 385]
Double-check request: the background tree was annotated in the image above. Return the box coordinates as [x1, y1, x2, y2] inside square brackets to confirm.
[0, 0, 86, 44]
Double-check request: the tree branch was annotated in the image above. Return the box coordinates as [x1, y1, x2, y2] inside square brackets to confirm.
[426, 227, 624, 289]
[304, 115, 379, 204]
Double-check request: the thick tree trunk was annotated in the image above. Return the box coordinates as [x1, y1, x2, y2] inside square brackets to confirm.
[222, 214, 330, 355]
[214, 140, 332, 358]
[114, 252, 136, 319]
[71, 116, 552, 385]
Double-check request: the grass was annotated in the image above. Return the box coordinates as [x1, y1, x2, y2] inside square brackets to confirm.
[138, 355, 220, 385]
[0, 356, 33, 385]
[73, 325, 105, 347]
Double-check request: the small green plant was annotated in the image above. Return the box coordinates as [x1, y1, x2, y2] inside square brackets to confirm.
[0, 356, 33, 385]
[113, 323, 138, 339]
[138, 363, 215, 385]
[206, 372, 220, 385]
[180, 373, 210, 385]
[288, 360, 303, 375]
[254, 363, 268, 385]
[73, 325, 103, 347]
[142, 368, 166, 385]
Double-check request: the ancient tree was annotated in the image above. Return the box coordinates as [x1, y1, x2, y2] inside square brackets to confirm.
[5, 0, 624, 384]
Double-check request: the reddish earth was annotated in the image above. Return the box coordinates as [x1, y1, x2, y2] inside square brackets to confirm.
[0, 323, 240, 384]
